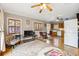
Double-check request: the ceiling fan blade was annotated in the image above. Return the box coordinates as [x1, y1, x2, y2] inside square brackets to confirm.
[39, 9, 43, 13]
[31, 3, 42, 8]
[46, 5, 52, 11]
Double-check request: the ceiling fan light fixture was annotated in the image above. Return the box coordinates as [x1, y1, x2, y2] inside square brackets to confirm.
[40, 6, 43, 9]
[31, 3, 53, 13]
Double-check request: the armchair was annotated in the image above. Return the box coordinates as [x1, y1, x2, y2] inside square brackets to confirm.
[5, 34, 21, 48]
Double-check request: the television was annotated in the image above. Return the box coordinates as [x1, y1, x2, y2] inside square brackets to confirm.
[24, 31, 35, 37]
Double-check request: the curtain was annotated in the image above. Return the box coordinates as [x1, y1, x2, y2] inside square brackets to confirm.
[0, 32, 5, 51]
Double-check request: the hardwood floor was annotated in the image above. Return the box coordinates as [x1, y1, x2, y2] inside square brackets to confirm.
[64, 45, 79, 56]
[0, 41, 79, 56]
[0, 47, 12, 56]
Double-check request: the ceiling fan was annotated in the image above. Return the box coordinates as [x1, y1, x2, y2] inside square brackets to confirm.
[31, 3, 53, 13]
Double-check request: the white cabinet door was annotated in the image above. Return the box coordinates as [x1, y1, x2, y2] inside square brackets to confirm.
[64, 19, 78, 48]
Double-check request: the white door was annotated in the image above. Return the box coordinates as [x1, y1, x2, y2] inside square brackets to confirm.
[64, 19, 78, 48]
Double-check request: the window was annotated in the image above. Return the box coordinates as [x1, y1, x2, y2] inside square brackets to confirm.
[8, 18, 21, 34]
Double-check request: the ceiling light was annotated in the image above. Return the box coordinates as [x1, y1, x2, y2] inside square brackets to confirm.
[31, 3, 52, 13]
[43, 4, 47, 9]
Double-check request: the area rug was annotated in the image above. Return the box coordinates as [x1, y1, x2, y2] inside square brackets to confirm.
[5, 40, 52, 56]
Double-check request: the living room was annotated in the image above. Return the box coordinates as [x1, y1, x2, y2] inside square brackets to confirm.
[0, 3, 79, 56]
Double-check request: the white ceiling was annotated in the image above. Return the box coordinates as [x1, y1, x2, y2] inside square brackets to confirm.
[0, 3, 79, 22]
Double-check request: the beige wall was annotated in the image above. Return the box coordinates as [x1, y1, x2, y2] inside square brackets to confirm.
[4, 12, 47, 35]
